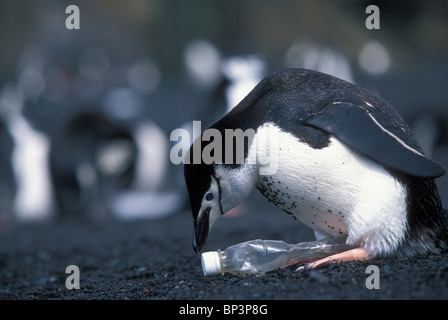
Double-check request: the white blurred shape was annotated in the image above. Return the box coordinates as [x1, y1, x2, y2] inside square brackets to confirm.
[358, 40, 391, 76]
[285, 42, 354, 83]
[9, 114, 53, 222]
[0, 85, 53, 222]
[132, 121, 168, 191]
[110, 190, 183, 221]
[96, 139, 135, 176]
[110, 121, 178, 221]
[222, 56, 266, 111]
[184, 40, 222, 88]
[127, 59, 161, 93]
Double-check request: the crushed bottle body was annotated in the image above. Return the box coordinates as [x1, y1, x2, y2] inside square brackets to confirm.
[201, 238, 350, 276]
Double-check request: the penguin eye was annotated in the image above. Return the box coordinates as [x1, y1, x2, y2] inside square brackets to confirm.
[205, 193, 214, 201]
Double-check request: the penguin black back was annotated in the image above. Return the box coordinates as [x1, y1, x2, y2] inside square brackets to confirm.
[212, 68, 444, 177]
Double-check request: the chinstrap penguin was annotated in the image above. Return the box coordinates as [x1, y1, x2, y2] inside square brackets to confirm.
[184, 68, 448, 269]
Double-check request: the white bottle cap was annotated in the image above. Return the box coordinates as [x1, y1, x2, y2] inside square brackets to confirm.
[201, 251, 222, 276]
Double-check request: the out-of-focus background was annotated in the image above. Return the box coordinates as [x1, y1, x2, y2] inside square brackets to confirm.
[1, 0, 447, 229]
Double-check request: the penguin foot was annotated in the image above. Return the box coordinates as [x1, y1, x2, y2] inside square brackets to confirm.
[279, 237, 353, 270]
[295, 247, 373, 271]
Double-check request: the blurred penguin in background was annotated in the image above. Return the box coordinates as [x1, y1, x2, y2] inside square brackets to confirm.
[0, 83, 54, 228]
[50, 108, 137, 223]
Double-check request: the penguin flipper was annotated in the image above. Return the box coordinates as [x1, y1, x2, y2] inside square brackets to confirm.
[305, 102, 445, 178]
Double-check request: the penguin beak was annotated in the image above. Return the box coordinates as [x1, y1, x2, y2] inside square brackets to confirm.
[193, 207, 211, 254]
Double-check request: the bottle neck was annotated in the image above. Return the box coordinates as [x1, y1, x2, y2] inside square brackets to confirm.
[217, 249, 227, 270]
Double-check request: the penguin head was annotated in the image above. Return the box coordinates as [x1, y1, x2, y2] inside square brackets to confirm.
[184, 152, 256, 253]
[184, 162, 221, 253]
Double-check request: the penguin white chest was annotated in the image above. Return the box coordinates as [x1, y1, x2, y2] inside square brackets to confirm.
[254, 123, 408, 255]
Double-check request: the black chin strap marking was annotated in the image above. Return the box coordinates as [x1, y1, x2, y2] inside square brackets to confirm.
[211, 172, 224, 215]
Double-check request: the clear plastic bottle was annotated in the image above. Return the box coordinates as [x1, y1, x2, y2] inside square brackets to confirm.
[201, 238, 350, 276]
